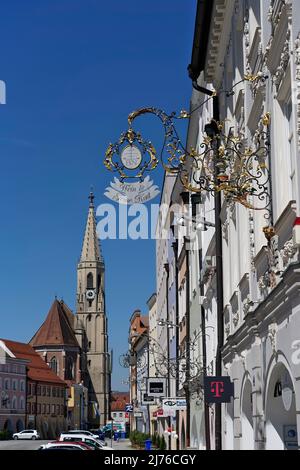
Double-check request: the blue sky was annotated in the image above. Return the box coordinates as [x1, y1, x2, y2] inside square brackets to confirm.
[0, 0, 196, 390]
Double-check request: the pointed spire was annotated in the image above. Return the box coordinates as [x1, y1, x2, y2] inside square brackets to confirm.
[80, 191, 103, 263]
[89, 187, 95, 207]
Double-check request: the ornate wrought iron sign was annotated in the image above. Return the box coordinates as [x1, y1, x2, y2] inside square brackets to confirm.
[104, 106, 272, 219]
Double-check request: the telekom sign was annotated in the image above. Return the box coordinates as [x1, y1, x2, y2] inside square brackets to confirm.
[204, 377, 234, 404]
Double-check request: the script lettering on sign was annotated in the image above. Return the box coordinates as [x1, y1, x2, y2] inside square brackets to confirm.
[104, 176, 160, 205]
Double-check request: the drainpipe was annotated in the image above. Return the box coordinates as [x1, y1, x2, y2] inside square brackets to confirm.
[164, 263, 171, 450]
[185, 239, 191, 449]
[172, 240, 180, 451]
[191, 193, 211, 450]
[213, 96, 224, 451]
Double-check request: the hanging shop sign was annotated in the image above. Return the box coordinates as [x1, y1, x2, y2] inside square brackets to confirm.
[104, 176, 160, 205]
[141, 392, 156, 406]
[162, 398, 187, 412]
[146, 377, 167, 398]
[204, 377, 234, 404]
[125, 403, 134, 413]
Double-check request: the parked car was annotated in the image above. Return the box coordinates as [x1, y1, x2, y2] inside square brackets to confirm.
[59, 433, 113, 450]
[38, 442, 90, 451]
[65, 429, 104, 442]
[13, 429, 40, 440]
[89, 428, 106, 442]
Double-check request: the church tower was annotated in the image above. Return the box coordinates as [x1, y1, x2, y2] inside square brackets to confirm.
[75, 192, 110, 427]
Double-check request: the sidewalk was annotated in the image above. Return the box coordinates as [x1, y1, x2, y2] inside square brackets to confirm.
[111, 438, 136, 451]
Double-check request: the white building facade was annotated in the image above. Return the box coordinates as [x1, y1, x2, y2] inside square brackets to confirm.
[188, 0, 300, 451]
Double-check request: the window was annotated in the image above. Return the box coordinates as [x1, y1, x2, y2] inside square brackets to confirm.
[65, 357, 74, 380]
[87, 272, 94, 289]
[47, 404, 50, 414]
[4, 379, 9, 390]
[49, 357, 58, 374]
[27, 383, 31, 395]
[20, 397, 25, 410]
[61, 388, 64, 398]
[113, 412, 117, 418]
[47, 387, 50, 397]
[37, 385, 41, 396]
[51, 404, 55, 415]
[32, 403, 36, 414]
[27, 403, 31, 414]
[12, 380, 17, 391]
[42, 404, 46, 414]
[32, 384, 36, 395]
[42, 386, 46, 396]
[20, 381, 25, 392]
[37, 403, 41, 414]
[56, 404, 60, 415]
[284, 96, 296, 200]
[274, 380, 282, 398]
[12, 397, 17, 410]
[52, 388, 56, 397]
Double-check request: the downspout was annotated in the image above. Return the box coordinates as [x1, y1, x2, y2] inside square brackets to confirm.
[184, 235, 191, 449]
[192, 193, 211, 450]
[172, 240, 180, 451]
[213, 96, 224, 451]
[164, 263, 171, 449]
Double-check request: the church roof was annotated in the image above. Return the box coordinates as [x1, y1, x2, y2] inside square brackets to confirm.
[111, 391, 130, 412]
[29, 299, 79, 348]
[80, 191, 103, 263]
[0, 339, 66, 385]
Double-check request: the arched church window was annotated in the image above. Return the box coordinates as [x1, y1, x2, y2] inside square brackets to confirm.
[65, 357, 74, 380]
[50, 357, 58, 374]
[87, 272, 93, 289]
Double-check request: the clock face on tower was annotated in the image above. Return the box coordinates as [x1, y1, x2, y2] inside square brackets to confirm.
[86, 290, 96, 301]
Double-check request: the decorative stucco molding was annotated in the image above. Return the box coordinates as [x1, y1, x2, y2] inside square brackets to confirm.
[268, 323, 278, 353]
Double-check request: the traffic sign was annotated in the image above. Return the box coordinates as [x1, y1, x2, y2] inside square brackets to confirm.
[125, 403, 134, 412]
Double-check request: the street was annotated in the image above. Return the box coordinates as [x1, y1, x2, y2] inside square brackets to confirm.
[0, 439, 134, 451]
[0, 440, 49, 450]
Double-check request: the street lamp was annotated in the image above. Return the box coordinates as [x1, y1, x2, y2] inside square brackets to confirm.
[157, 319, 180, 329]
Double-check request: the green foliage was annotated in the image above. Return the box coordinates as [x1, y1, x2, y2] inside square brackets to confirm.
[129, 430, 151, 448]
[159, 435, 166, 450]
[0, 430, 12, 440]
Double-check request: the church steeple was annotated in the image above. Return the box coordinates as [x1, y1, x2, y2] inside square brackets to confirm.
[80, 191, 103, 264]
[76, 191, 109, 428]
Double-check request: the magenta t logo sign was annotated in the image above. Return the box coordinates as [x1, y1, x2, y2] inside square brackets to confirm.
[204, 377, 234, 404]
[210, 381, 224, 398]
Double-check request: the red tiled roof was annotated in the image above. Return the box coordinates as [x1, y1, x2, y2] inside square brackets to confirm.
[29, 299, 79, 348]
[140, 315, 149, 328]
[1, 339, 67, 386]
[111, 392, 130, 411]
